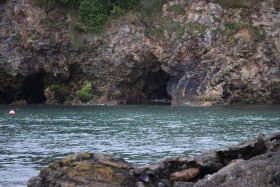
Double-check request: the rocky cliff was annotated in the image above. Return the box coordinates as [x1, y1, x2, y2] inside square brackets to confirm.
[28, 132, 280, 187]
[0, 0, 280, 106]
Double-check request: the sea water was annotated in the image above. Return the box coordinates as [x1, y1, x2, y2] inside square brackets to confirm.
[0, 104, 279, 186]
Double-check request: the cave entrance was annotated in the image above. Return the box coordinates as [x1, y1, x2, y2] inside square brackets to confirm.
[0, 89, 16, 104]
[20, 72, 46, 104]
[142, 69, 172, 105]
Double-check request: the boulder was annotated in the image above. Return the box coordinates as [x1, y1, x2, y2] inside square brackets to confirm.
[194, 150, 280, 187]
[173, 181, 194, 187]
[194, 149, 223, 173]
[28, 153, 137, 187]
[170, 168, 200, 181]
[216, 134, 267, 164]
[133, 156, 195, 184]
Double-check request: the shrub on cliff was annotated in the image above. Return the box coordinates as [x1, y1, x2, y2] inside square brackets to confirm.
[37, 0, 163, 34]
[78, 81, 93, 102]
[79, 0, 113, 33]
[77, 0, 139, 33]
[35, 0, 80, 9]
[168, 4, 186, 15]
[50, 84, 71, 103]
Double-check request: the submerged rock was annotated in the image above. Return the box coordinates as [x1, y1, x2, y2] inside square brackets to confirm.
[28, 132, 280, 187]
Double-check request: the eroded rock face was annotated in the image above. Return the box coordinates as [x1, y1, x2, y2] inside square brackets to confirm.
[0, 0, 71, 104]
[0, 0, 280, 105]
[159, 0, 280, 106]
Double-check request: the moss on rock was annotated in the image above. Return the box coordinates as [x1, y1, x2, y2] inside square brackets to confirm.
[30, 153, 136, 186]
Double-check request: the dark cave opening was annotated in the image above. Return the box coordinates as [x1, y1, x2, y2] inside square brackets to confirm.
[0, 88, 16, 104]
[142, 69, 172, 105]
[20, 72, 46, 104]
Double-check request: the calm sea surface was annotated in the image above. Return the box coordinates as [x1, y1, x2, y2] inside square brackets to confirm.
[0, 105, 280, 186]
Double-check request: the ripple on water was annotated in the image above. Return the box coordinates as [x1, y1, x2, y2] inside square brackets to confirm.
[0, 105, 280, 187]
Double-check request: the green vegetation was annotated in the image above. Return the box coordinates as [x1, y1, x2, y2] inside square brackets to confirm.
[78, 81, 93, 102]
[145, 27, 164, 39]
[37, 0, 166, 40]
[168, 4, 186, 15]
[79, 153, 92, 159]
[146, 18, 210, 41]
[211, 14, 221, 23]
[139, 0, 163, 17]
[79, 0, 113, 33]
[49, 83, 71, 103]
[68, 25, 84, 49]
[39, 18, 64, 30]
[176, 26, 185, 39]
[233, 37, 239, 44]
[225, 22, 248, 34]
[225, 22, 263, 41]
[138, 0, 164, 26]
[165, 20, 180, 34]
[212, 28, 223, 35]
[184, 22, 209, 36]
[248, 25, 263, 41]
[214, 0, 250, 8]
[38, 0, 139, 33]
[61, 157, 72, 166]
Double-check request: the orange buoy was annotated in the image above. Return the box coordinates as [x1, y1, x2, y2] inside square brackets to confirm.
[9, 110, 15, 115]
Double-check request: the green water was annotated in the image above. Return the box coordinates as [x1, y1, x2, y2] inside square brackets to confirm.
[0, 105, 280, 186]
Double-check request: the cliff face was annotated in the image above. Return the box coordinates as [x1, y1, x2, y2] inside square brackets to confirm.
[0, 0, 280, 106]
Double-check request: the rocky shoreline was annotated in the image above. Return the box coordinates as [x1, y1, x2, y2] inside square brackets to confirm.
[28, 131, 280, 187]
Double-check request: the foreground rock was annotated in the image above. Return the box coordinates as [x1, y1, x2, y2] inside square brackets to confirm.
[29, 132, 280, 187]
[194, 151, 280, 187]
[28, 153, 137, 187]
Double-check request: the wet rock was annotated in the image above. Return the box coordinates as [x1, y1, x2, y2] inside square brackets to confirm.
[173, 181, 194, 187]
[269, 131, 280, 141]
[170, 168, 200, 181]
[134, 156, 195, 180]
[28, 153, 137, 187]
[159, 179, 172, 187]
[28, 176, 43, 187]
[194, 150, 280, 187]
[216, 134, 267, 164]
[136, 181, 145, 187]
[156, 181, 166, 187]
[139, 173, 150, 183]
[194, 149, 223, 173]
[28, 132, 280, 187]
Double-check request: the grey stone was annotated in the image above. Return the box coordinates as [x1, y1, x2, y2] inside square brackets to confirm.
[27, 176, 43, 187]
